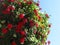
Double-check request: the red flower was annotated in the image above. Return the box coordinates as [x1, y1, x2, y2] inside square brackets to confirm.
[37, 15, 41, 20]
[2, 3, 7, 8]
[19, 14, 24, 19]
[2, 5, 12, 14]
[16, 29, 20, 33]
[48, 41, 50, 44]
[34, 9, 38, 16]
[6, 7, 10, 12]
[8, 0, 15, 2]
[19, 37, 25, 44]
[16, 25, 21, 30]
[34, 9, 37, 13]
[36, 3, 39, 6]
[8, 6, 15, 10]
[29, 20, 35, 27]
[27, 1, 32, 5]
[23, 18, 27, 24]
[2, 10, 10, 14]
[20, 31, 26, 36]
[16, 22, 24, 30]
[2, 28, 8, 34]
[45, 14, 49, 18]
[35, 23, 39, 27]
[11, 41, 16, 45]
[7, 23, 13, 29]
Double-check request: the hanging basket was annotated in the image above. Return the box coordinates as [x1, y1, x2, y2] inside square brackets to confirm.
[0, 0, 51, 45]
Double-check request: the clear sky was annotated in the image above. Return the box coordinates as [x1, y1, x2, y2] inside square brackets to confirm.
[40, 0, 60, 45]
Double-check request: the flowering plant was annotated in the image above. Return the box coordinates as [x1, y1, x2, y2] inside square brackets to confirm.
[0, 0, 51, 45]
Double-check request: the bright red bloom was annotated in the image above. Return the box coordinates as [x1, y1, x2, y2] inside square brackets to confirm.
[19, 14, 24, 19]
[16, 22, 24, 30]
[8, 6, 15, 10]
[11, 41, 16, 45]
[16, 20, 27, 30]
[20, 31, 26, 36]
[19, 37, 25, 44]
[8, 0, 15, 2]
[34, 9, 38, 16]
[27, 1, 32, 5]
[34, 9, 37, 12]
[37, 15, 41, 20]
[7, 23, 13, 29]
[2, 6, 11, 14]
[2, 5, 15, 14]
[16, 25, 22, 30]
[2, 28, 8, 34]
[6, 7, 11, 12]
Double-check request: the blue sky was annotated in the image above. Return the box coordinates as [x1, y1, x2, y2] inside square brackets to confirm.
[40, 0, 60, 45]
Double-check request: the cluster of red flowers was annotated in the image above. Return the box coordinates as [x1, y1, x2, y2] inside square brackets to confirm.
[0, 0, 51, 45]
[2, 4, 15, 14]
[2, 23, 13, 34]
